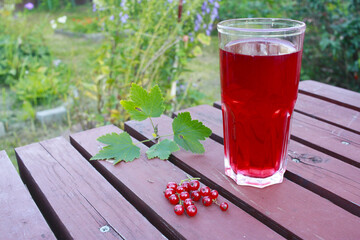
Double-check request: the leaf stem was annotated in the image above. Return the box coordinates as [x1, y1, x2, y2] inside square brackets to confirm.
[149, 117, 156, 134]
[159, 134, 174, 138]
[134, 133, 174, 145]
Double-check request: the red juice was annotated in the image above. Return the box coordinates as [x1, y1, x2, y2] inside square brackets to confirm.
[220, 39, 302, 182]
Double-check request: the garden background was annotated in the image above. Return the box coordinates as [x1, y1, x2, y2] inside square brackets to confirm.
[1, 0, 359, 167]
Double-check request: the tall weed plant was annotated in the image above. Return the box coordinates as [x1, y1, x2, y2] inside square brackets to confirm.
[80, 0, 220, 126]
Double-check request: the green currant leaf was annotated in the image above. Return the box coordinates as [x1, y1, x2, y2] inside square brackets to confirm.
[90, 132, 140, 165]
[172, 112, 212, 154]
[146, 139, 180, 160]
[120, 83, 165, 121]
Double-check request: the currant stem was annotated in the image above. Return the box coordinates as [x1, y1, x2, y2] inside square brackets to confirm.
[179, 175, 201, 185]
[212, 199, 220, 206]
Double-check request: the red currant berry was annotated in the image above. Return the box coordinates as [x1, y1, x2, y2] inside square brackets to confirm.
[186, 205, 197, 217]
[169, 194, 179, 205]
[189, 180, 200, 191]
[179, 191, 190, 201]
[200, 186, 211, 197]
[164, 188, 176, 199]
[183, 198, 194, 208]
[210, 190, 219, 199]
[167, 182, 177, 188]
[166, 182, 177, 188]
[190, 190, 201, 202]
[167, 182, 177, 190]
[202, 196, 212, 206]
[174, 204, 184, 215]
[181, 182, 190, 192]
[176, 186, 185, 194]
[220, 202, 229, 211]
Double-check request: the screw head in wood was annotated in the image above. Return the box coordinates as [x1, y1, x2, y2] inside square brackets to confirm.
[100, 225, 110, 233]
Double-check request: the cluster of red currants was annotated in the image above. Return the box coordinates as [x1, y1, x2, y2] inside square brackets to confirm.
[164, 178, 229, 217]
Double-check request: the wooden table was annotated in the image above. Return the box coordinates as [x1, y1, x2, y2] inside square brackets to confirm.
[7, 80, 360, 239]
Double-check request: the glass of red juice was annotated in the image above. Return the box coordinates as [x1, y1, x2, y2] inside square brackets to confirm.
[217, 19, 306, 188]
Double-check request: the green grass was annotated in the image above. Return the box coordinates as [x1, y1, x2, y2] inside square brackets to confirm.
[1, 122, 72, 171]
[182, 36, 220, 103]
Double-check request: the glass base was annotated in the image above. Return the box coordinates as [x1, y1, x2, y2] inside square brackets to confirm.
[225, 165, 285, 188]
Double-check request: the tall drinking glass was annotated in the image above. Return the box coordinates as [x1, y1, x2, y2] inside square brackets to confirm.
[217, 18, 305, 188]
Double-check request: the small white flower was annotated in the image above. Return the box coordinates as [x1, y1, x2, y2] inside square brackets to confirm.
[50, 19, 57, 29]
[53, 59, 62, 67]
[57, 16, 67, 24]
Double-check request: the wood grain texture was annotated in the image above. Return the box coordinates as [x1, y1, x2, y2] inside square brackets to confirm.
[15, 138, 162, 240]
[0, 150, 55, 240]
[175, 105, 360, 216]
[292, 111, 360, 167]
[125, 115, 360, 240]
[295, 93, 360, 135]
[298, 80, 360, 111]
[70, 125, 283, 240]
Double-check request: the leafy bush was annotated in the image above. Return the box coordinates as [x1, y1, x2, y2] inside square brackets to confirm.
[218, 0, 359, 92]
[12, 64, 70, 106]
[0, 9, 71, 108]
[0, 11, 51, 85]
[218, 0, 289, 20]
[37, 0, 76, 11]
[290, 0, 360, 91]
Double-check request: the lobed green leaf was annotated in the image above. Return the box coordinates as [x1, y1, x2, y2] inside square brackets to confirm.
[146, 139, 180, 160]
[120, 83, 165, 121]
[172, 112, 212, 154]
[90, 132, 140, 164]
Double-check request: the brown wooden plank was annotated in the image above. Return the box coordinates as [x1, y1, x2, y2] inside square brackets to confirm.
[70, 125, 284, 240]
[15, 138, 162, 240]
[175, 105, 360, 215]
[0, 150, 56, 240]
[291, 111, 360, 167]
[298, 80, 360, 111]
[295, 93, 360, 135]
[125, 115, 360, 240]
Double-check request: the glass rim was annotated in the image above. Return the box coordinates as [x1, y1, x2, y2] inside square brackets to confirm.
[217, 18, 306, 34]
